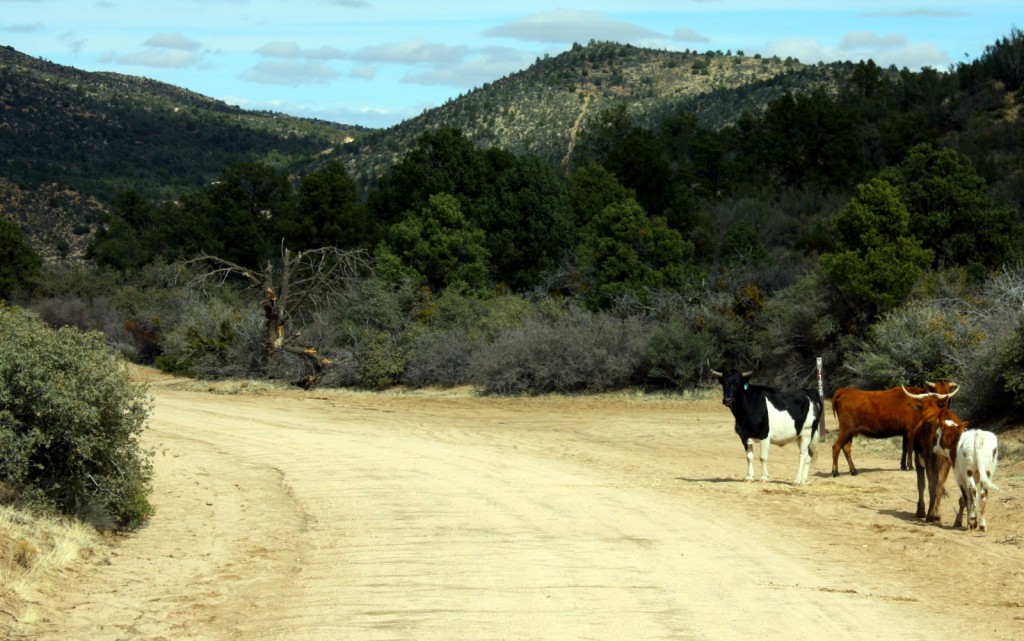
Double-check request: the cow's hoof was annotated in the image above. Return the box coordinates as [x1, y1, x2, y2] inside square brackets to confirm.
[850, 469, 859, 476]
[831, 471, 839, 478]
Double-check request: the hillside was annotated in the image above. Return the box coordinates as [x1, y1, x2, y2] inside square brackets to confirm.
[337, 42, 858, 181]
[0, 45, 364, 255]
[1, 41, 859, 256]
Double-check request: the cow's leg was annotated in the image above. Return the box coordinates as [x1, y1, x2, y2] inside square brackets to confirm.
[915, 453, 927, 518]
[925, 456, 947, 524]
[955, 487, 968, 528]
[978, 485, 988, 532]
[966, 477, 979, 531]
[928, 457, 951, 524]
[794, 433, 812, 485]
[831, 431, 857, 477]
[900, 435, 913, 471]
[758, 439, 770, 482]
[742, 437, 755, 481]
[841, 440, 857, 475]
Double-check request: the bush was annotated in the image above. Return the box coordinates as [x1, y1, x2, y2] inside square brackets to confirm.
[645, 319, 721, 388]
[403, 330, 476, 387]
[0, 304, 153, 529]
[467, 312, 651, 394]
[156, 298, 263, 379]
[841, 299, 982, 388]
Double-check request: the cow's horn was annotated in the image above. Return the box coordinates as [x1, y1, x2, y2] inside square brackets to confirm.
[901, 385, 930, 399]
[741, 370, 754, 378]
[710, 368, 723, 378]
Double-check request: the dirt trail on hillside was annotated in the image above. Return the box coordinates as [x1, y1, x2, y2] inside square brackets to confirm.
[12, 370, 1024, 640]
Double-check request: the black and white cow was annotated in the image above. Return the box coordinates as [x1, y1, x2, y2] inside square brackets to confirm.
[710, 368, 823, 485]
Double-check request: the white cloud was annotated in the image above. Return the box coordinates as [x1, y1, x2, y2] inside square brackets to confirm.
[763, 35, 950, 70]
[484, 9, 665, 44]
[350, 65, 377, 80]
[863, 9, 967, 18]
[144, 32, 204, 52]
[672, 28, 710, 44]
[839, 31, 907, 51]
[256, 41, 347, 60]
[99, 48, 203, 68]
[2, 22, 43, 33]
[349, 39, 470, 65]
[240, 60, 342, 85]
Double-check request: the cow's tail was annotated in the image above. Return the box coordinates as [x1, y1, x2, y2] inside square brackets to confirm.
[975, 432, 1001, 492]
[830, 389, 843, 421]
[809, 391, 825, 448]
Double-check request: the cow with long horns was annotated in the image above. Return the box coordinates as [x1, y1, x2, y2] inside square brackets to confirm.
[830, 381, 959, 477]
[902, 385, 968, 523]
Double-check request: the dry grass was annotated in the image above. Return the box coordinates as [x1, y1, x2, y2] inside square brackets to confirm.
[0, 504, 101, 631]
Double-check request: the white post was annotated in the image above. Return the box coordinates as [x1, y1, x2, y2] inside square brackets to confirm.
[816, 356, 827, 435]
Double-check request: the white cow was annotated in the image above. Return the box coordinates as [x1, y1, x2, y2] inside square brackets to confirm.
[935, 426, 1000, 531]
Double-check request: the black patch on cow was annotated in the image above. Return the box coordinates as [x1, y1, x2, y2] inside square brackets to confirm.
[714, 368, 821, 445]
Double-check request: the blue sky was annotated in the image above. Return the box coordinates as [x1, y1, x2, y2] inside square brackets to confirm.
[0, 1, 1018, 129]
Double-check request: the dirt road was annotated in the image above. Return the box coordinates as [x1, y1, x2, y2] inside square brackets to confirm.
[18, 371, 1024, 640]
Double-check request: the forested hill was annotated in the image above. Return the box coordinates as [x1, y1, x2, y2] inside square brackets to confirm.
[0, 45, 370, 256]
[338, 41, 853, 181]
[2, 41, 852, 255]
[0, 46, 366, 194]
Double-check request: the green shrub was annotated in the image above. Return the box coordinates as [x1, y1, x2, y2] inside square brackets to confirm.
[155, 298, 261, 379]
[645, 319, 721, 388]
[840, 299, 982, 389]
[0, 304, 153, 529]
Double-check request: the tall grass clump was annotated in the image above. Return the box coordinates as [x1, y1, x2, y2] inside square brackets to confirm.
[0, 304, 153, 530]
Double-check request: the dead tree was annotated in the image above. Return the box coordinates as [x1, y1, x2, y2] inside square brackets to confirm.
[187, 245, 371, 387]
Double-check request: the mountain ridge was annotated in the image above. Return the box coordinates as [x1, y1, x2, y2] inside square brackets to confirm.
[1, 41, 859, 256]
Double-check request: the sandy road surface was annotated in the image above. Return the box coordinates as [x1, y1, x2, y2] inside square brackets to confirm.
[16, 371, 1024, 640]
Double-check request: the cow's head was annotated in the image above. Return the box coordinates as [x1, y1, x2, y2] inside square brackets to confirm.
[925, 381, 959, 409]
[933, 417, 968, 461]
[901, 384, 958, 404]
[710, 368, 754, 408]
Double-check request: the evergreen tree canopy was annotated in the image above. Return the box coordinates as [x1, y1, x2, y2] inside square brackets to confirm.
[0, 218, 41, 300]
[368, 128, 486, 229]
[476, 150, 575, 291]
[377, 193, 490, 293]
[292, 159, 375, 250]
[577, 197, 697, 308]
[820, 178, 933, 321]
[880, 143, 1023, 269]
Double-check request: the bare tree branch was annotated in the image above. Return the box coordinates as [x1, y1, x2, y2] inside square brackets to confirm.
[183, 244, 372, 386]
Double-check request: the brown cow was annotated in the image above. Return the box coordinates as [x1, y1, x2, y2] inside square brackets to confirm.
[830, 381, 958, 477]
[906, 387, 968, 523]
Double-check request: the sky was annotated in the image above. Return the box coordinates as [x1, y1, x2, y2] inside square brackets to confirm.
[0, 1, 1019, 129]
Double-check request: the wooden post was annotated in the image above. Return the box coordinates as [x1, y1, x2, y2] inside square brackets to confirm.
[816, 356, 827, 436]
